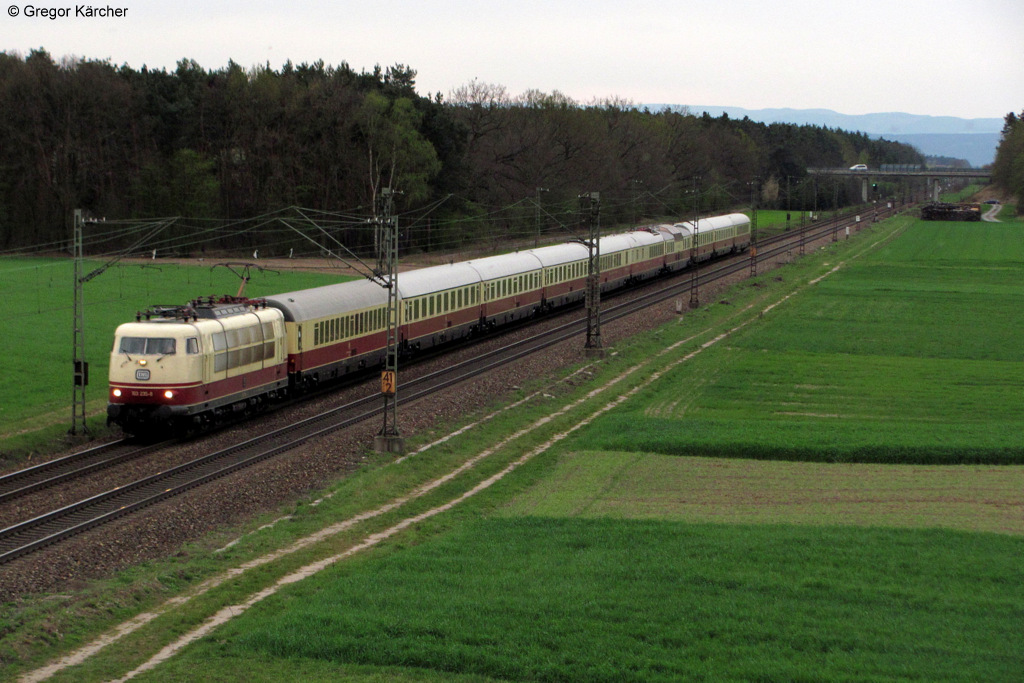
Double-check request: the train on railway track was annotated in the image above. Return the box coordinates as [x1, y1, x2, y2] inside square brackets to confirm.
[107, 213, 751, 434]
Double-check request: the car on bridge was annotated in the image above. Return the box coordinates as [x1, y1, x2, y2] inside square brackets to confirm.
[849, 164, 868, 171]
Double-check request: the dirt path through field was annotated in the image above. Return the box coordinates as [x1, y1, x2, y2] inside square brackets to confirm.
[982, 202, 1003, 222]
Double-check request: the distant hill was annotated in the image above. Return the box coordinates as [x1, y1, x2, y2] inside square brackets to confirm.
[880, 133, 1000, 168]
[654, 105, 1002, 167]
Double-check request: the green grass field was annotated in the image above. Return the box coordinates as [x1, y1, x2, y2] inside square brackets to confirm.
[570, 221, 1024, 464]
[176, 519, 1019, 683]
[0, 258, 348, 453]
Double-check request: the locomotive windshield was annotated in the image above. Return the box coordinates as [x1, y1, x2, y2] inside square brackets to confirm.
[118, 337, 176, 355]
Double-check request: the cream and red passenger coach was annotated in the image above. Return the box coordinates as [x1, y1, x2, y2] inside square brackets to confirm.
[108, 213, 749, 433]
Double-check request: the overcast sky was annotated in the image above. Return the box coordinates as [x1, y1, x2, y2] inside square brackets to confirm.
[3, 0, 1021, 120]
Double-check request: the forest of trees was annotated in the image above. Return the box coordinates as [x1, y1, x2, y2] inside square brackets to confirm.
[993, 111, 1024, 213]
[0, 50, 928, 256]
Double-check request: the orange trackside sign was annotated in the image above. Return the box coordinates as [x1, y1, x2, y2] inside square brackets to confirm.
[381, 371, 397, 396]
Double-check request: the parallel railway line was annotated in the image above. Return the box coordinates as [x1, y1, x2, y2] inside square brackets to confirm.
[0, 440, 168, 505]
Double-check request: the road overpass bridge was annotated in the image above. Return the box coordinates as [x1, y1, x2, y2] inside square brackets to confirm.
[808, 167, 991, 202]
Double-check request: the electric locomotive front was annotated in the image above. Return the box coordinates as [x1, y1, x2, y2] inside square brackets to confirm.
[108, 297, 288, 434]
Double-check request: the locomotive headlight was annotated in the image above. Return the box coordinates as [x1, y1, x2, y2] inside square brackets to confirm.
[163, 390, 175, 400]
[112, 388, 122, 398]
[138, 359, 147, 366]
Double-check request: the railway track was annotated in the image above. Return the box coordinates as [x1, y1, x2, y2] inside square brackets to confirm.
[0, 440, 170, 505]
[0, 207, 895, 565]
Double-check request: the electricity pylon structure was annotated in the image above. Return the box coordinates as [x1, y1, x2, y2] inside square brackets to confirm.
[276, 203, 407, 454]
[580, 192, 604, 358]
[67, 210, 175, 436]
[71, 209, 88, 435]
[749, 179, 759, 277]
[373, 188, 405, 454]
[689, 177, 701, 309]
